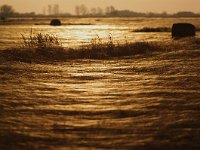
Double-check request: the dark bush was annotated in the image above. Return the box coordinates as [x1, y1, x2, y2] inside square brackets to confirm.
[50, 19, 61, 26]
[172, 23, 195, 38]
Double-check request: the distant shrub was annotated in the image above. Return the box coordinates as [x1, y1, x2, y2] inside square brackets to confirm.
[50, 19, 62, 26]
[172, 23, 195, 38]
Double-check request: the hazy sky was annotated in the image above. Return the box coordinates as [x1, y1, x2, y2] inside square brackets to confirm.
[0, 0, 200, 14]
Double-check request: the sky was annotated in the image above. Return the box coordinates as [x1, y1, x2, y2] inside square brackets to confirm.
[0, 0, 200, 14]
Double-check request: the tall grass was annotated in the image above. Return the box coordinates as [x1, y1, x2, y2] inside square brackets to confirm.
[21, 30, 62, 49]
[0, 32, 66, 62]
[67, 34, 169, 59]
[1, 32, 199, 63]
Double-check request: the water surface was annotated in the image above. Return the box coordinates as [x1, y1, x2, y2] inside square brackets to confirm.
[0, 18, 200, 150]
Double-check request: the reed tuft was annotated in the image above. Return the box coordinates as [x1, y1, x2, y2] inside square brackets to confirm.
[21, 31, 62, 49]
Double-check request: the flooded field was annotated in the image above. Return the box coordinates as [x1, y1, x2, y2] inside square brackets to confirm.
[1, 17, 200, 49]
[0, 18, 200, 149]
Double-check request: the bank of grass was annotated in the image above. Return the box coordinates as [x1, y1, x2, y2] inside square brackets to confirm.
[72, 35, 168, 59]
[1, 33, 199, 63]
[134, 26, 200, 32]
[134, 27, 171, 32]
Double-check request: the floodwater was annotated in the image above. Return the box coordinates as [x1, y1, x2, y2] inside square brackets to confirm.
[1, 17, 200, 49]
[0, 18, 200, 150]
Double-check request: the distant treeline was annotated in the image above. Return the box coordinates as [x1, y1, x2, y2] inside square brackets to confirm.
[1, 4, 200, 20]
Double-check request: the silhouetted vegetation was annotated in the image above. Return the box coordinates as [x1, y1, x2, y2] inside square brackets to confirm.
[172, 11, 200, 17]
[1, 4, 200, 19]
[172, 23, 196, 38]
[0, 5, 14, 20]
[50, 19, 62, 26]
[134, 26, 200, 33]
[72, 5, 200, 17]
[134, 27, 171, 32]
[1, 32, 199, 63]
[21, 32, 63, 49]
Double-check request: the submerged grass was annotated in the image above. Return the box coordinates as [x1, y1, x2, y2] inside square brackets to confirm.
[0, 32, 199, 63]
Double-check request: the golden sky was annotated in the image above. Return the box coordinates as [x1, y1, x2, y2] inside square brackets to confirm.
[0, 0, 200, 14]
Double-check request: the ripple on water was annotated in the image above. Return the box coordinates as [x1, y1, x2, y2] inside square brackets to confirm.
[0, 48, 200, 149]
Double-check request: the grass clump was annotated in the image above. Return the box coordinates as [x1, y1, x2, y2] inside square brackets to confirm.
[5, 32, 67, 62]
[21, 31, 62, 49]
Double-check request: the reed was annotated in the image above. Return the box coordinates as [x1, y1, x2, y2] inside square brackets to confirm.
[21, 31, 62, 49]
[66, 34, 168, 59]
[1, 33, 197, 63]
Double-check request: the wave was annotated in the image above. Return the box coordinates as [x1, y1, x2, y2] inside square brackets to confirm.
[0, 38, 199, 63]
